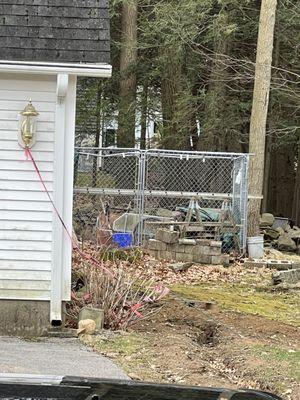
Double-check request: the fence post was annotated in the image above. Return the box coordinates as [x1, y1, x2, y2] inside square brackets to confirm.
[135, 150, 146, 246]
[242, 154, 250, 253]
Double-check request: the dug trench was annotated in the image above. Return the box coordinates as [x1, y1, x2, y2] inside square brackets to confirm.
[80, 294, 300, 400]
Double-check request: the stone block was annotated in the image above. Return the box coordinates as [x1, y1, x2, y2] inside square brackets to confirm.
[193, 254, 212, 264]
[196, 239, 213, 246]
[178, 238, 197, 245]
[148, 239, 167, 251]
[211, 255, 230, 265]
[158, 250, 174, 261]
[183, 245, 196, 254]
[179, 253, 194, 263]
[169, 244, 182, 253]
[210, 241, 222, 248]
[175, 252, 194, 263]
[198, 246, 210, 256]
[156, 229, 179, 244]
[244, 258, 268, 269]
[79, 307, 104, 330]
[272, 268, 300, 285]
[208, 246, 222, 256]
[147, 249, 159, 258]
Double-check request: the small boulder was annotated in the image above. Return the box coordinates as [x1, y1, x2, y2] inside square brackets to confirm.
[277, 235, 297, 252]
[260, 213, 275, 227]
[283, 223, 292, 233]
[276, 227, 285, 236]
[77, 319, 96, 335]
[264, 227, 280, 240]
[167, 262, 193, 272]
[288, 229, 300, 241]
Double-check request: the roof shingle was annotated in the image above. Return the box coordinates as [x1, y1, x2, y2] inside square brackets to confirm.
[0, 0, 110, 64]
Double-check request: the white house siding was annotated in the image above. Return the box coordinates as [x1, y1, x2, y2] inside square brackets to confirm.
[0, 73, 56, 301]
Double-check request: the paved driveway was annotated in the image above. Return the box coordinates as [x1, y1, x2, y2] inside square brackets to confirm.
[0, 337, 128, 379]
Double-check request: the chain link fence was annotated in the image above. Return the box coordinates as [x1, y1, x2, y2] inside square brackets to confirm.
[73, 148, 249, 254]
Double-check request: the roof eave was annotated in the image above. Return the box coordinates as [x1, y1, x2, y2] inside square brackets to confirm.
[0, 60, 112, 78]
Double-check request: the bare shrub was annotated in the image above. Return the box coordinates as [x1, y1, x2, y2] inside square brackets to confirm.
[68, 254, 169, 330]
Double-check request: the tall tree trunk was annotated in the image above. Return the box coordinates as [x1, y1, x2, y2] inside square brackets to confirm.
[262, 28, 280, 213]
[160, 49, 195, 150]
[248, 0, 278, 237]
[160, 46, 182, 149]
[140, 82, 148, 149]
[262, 135, 272, 213]
[117, 0, 137, 148]
[273, 147, 295, 217]
[200, 8, 229, 152]
[292, 141, 300, 226]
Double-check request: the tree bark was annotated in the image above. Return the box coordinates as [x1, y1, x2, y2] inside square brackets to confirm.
[262, 28, 280, 213]
[117, 0, 137, 148]
[292, 141, 300, 226]
[160, 46, 182, 149]
[262, 134, 272, 213]
[200, 8, 229, 152]
[248, 0, 278, 237]
[140, 82, 148, 149]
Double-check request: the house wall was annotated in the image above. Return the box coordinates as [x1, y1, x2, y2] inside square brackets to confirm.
[0, 73, 76, 324]
[0, 73, 56, 302]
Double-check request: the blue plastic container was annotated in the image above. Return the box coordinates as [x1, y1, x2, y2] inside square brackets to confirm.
[112, 232, 133, 248]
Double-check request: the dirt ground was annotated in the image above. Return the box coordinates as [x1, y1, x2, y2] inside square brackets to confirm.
[78, 251, 300, 400]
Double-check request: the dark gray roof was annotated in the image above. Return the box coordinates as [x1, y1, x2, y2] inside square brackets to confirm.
[0, 0, 110, 64]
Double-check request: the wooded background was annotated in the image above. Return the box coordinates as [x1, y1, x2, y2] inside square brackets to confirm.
[76, 0, 299, 227]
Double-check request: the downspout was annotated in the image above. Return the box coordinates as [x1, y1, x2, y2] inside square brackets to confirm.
[51, 73, 69, 323]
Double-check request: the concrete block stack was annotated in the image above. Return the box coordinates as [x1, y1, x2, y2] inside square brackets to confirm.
[145, 229, 229, 265]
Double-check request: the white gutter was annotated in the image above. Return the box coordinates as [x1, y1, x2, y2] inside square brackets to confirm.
[0, 60, 112, 78]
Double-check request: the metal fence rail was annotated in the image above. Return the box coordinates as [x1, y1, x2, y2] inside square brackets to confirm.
[73, 148, 249, 254]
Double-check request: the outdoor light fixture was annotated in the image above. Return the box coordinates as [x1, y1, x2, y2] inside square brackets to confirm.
[19, 100, 39, 148]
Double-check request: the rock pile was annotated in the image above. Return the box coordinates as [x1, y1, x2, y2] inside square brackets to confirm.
[260, 213, 300, 254]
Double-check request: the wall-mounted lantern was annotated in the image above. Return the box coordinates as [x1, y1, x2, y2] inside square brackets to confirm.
[19, 100, 39, 148]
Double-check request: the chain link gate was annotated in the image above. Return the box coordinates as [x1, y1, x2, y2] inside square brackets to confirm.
[73, 148, 249, 254]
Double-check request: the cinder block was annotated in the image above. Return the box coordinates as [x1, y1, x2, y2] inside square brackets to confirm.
[156, 229, 179, 244]
[208, 246, 222, 256]
[244, 258, 267, 269]
[79, 307, 104, 330]
[194, 245, 211, 255]
[266, 259, 293, 270]
[148, 249, 159, 258]
[210, 241, 222, 248]
[177, 252, 194, 263]
[193, 254, 212, 264]
[183, 245, 196, 254]
[166, 243, 175, 252]
[173, 243, 186, 253]
[178, 238, 197, 245]
[148, 239, 167, 251]
[158, 250, 174, 261]
[272, 268, 300, 285]
[196, 239, 213, 246]
[174, 251, 192, 262]
[211, 255, 230, 265]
